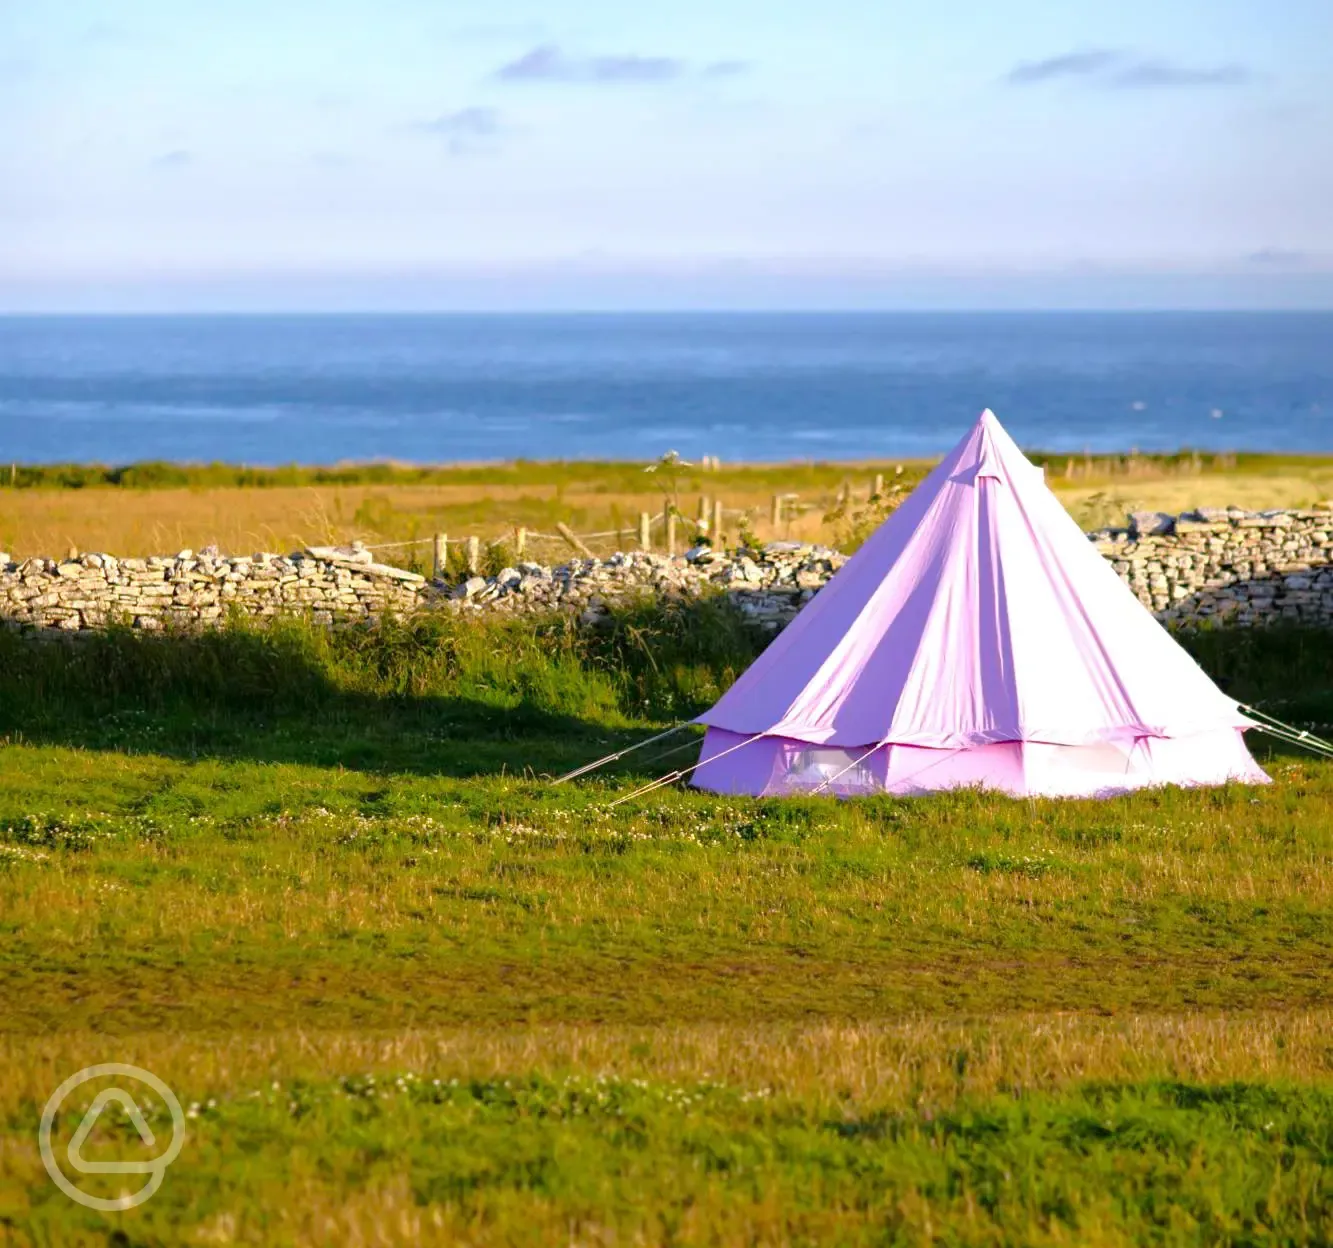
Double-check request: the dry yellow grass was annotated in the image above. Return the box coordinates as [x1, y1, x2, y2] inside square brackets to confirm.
[3, 459, 1331, 561]
[4, 1013, 1331, 1117]
[1058, 469, 1333, 529]
[0, 480, 833, 561]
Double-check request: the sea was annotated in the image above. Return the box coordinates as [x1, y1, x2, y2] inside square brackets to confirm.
[0, 312, 1329, 465]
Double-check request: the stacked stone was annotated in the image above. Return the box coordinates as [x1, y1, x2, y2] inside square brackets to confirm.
[0, 545, 424, 633]
[2, 508, 1331, 635]
[446, 543, 847, 631]
[1089, 507, 1333, 626]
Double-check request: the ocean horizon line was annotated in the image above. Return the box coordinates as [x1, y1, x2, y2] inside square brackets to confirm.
[4, 312, 1328, 463]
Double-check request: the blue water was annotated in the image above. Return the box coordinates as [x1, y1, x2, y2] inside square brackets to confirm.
[0, 313, 1329, 464]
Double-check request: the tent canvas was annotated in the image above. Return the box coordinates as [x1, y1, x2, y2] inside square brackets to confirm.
[692, 409, 1268, 798]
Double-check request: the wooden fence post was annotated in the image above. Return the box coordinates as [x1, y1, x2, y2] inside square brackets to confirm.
[666, 511, 678, 555]
[872, 472, 884, 498]
[697, 495, 710, 535]
[432, 533, 447, 578]
[514, 526, 526, 558]
[555, 522, 596, 559]
[466, 535, 480, 574]
[638, 512, 651, 550]
[712, 499, 724, 546]
[770, 494, 782, 527]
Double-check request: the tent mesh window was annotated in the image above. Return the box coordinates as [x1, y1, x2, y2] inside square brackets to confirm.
[781, 745, 879, 793]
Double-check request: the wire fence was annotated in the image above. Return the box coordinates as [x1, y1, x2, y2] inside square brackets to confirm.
[349, 478, 896, 578]
[346, 496, 821, 581]
[357, 509, 684, 576]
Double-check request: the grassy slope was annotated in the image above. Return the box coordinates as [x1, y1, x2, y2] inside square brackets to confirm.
[0, 613, 1331, 1244]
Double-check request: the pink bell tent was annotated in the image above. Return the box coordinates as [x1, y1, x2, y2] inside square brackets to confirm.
[691, 410, 1269, 799]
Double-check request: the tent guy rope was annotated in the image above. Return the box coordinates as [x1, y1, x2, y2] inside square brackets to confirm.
[552, 723, 692, 785]
[1239, 704, 1333, 760]
[607, 732, 764, 809]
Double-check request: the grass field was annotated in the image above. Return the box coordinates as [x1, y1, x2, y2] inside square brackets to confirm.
[3, 453, 1332, 561]
[0, 610, 1331, 1244]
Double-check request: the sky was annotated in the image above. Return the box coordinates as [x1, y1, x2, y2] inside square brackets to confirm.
[2, 0, 1332, 310]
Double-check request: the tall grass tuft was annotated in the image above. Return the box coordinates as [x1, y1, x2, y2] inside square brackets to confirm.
[0, 597, 765, 732]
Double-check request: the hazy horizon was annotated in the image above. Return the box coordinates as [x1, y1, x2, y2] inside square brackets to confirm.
[5, 306, 1333, 318]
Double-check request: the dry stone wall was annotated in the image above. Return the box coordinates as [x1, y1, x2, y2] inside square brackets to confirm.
[2, 508, 1331, 636]
[0, 545, 425, 633]
[1092, 507, 1333, 627]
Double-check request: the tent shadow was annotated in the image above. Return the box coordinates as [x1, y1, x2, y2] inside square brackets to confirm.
[1, 584, 1328, 779]
[1166, 572, 1333, 761]
[0, 621, 689, 780]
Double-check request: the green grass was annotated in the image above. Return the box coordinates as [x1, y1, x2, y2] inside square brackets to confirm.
[0, 612, 1331, 1244]
[13, 1070, 1332, 1245]
[6, 449, 1333, 494]
[7, 448, 1333, 488]
[0, 454, 1223, 491]
[1, 744, 1331, 1036]
[4, 457, 938, 495]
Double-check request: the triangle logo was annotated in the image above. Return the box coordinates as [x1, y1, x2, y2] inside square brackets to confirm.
[67, 1089, 160, 1175]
